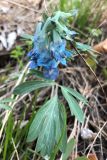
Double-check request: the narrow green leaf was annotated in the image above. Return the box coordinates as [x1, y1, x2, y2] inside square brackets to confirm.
[3, 113, 14, 160]
[21, 33, 34, 41]
[50, 103, 67, 160]
[28, 70, 46, 79]
[58, 103, 67, 153]
[27, 103, 48, 142]
[61, 88, 84, 123]
[0, 98, 15, 103]
[61, 86, 88, 104]
[76, 42, 92, 52]
[62, 138, 76, 160]
[13, 80, 54, 95]
[75, 156, 88, 160]
[0, 103, 12, 110]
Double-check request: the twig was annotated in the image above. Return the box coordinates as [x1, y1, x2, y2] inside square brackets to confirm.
[72, 44, 106, 97]
[87, 122, 107, 156]
[89, 120, 107, 138]
[11, 138, 20, 160]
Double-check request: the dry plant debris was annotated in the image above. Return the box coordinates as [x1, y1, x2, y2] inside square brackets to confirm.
[93, 39, 107, 53]
[0, 0, 58, 51]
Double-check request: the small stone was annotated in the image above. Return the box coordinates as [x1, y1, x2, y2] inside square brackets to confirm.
[81, 128, 97, 140]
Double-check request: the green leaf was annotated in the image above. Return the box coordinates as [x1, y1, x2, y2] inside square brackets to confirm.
[0, 98, 15, 103]
[3, 113, 14, 160]
[53, 10, 78, 21]
[50, 103, 67, 160]
[75, 156, 88, 160]
[58, 103, 67, 153]
[86, 57, 97, 71]
[0, 103, 12, 110]
[27, 96, 66, 156]
[21, 33, 34, 41]
[13, 80, 54, 95]
[62, 138, 76, 160]
[28, 70, 46, 79]
[53, 30, 62, 43]
[76, 42, 92, 52]
[61, 86, 88, 104]
[61, 87, 84, 123]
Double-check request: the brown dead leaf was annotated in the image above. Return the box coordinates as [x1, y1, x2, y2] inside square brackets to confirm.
[93, 39, 107, 53]
[88, 154, 98, 160]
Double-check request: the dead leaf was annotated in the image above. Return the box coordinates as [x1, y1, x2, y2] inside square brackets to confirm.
[93, 39, 107, 53]
[88, 154, 98, 160]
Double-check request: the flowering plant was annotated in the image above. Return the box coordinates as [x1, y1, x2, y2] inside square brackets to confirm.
[27, 11, 77, 80]
[13, 10, 90, 159]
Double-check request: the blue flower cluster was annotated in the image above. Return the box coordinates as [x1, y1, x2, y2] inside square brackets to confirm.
[28, 34, 72, 80]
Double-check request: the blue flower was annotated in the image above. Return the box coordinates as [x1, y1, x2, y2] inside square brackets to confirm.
[50, 41, 66, 59]
[60, 58, 66, 65]
[43, 68, 59, 80]
[64, 50, 73, 57]
[34, 35, 46, 53]
[37, 51, 58, 69]
[50, 40, 72, 65]
[37, 50, 51, 66]
[44, 59, 58, 69]
[27, 50, 33, 57]
[27, 34, 73, 80]
[27, 47, 39, 58]
[29, 60, 38, 69]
